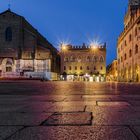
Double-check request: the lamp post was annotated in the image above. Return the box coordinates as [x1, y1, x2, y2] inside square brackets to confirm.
[60, 43, 68, 80]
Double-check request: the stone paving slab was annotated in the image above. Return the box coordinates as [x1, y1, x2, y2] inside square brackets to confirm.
[8, 126, 137, 140]
[53, 101, 96, 106]
[109, 97, 126, 101]
[0, 126, 23, 140]
[97, 101, 130, 106]
[46, 105, 85, 113]
[0, 104, 26, 112]
[0, 95, 29, 98]
[0, 98, 28, 102]
[82, 97, 111, 101]
[86, 105, 133, 113]
[43, 112, 92, 126]
[133, 107, 140, 112]
[85, 106, 140, 125]
[121, 95, 140, 98]
[130, 126, 140, 139]
[64, 96, 82, 101]
[82, 95, 122, 98]
[21, 105, 85, 113]
[122, 97, 140, 101]
[28, 96, 66, 102]
[93, 111, 140, 125]
[129, 101, 140, 106]
[19, 103, 54, 113]
[0, 113, 52, 126]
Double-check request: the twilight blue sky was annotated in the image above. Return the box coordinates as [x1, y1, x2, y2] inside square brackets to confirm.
[0, 0, 128, 65]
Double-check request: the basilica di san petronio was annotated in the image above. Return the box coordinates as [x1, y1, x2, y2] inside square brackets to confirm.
[0, 1, 140, 140]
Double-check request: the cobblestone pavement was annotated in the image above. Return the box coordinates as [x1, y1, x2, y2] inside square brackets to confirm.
[0, 81, 140, 140]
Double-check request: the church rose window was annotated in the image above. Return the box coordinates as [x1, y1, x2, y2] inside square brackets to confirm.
[5, 27, 12, 42]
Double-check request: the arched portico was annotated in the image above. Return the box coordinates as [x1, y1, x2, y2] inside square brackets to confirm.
[1, 58, 14, 73]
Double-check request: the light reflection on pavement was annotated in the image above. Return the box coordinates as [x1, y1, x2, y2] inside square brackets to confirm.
[0, 81, 140, 140]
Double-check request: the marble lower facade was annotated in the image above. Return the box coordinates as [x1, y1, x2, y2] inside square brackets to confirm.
[0, 58, 58, 80]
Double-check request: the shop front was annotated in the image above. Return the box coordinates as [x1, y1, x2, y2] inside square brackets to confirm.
[61, 73, 106, 82]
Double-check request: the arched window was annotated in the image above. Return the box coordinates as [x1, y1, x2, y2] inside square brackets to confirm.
[5, 27, 12, 42]
[100, 56, 104, 62]
[135, 45, 138, 54]
[70, 56, 76, 62]
[93, 56, 98, 62]
[87, 56, 90, 62]
[78, 56, 82, 62]
[6, 60, 13, 72]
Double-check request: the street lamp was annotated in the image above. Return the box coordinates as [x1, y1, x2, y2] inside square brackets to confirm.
[61, 43, 68, 52]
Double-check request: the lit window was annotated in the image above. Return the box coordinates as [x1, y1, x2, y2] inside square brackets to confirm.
[129, 49, 132, 57]
[69, 66, 72, 70]
[64, 66, 66, 70]
[125, 40, 127, 46]
[87, 66, 90, 70]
